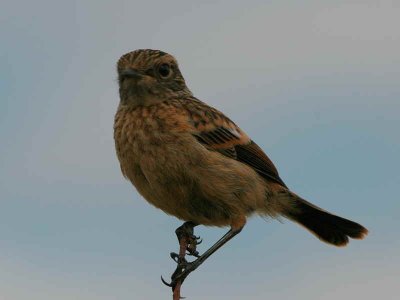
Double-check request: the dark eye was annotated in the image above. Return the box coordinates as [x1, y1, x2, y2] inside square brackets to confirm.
[158, 64, 171, 78]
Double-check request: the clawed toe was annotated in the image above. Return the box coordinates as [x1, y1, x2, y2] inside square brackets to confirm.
[186, 234, 202, 257]
[190, 236, 202, 246]
[161, 275, 173, 287]
[186, 238, 203, 257]
[170, 252, 189, 264]
[161, 260, 196, 290]
[170, 252, 179, 263]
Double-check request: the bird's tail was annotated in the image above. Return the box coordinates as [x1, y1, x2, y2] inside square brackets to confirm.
[276, 191, 368, 246]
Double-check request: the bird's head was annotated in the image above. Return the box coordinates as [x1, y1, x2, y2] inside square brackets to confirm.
[117, 49, 192, 106]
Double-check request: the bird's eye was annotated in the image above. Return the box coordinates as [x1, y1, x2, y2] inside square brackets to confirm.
[158, 64, 171, 78]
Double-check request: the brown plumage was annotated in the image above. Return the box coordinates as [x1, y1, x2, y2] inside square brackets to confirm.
[114, 49, 368, 248]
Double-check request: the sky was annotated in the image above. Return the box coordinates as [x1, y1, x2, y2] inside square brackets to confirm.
[1, 0, 399, 299]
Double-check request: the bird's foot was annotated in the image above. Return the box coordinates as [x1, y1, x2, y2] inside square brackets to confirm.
[161, 222, 201, 293]
[186, 234, 202, 257]
[161, 254, 199, 290]
[175, 222, 202, 257]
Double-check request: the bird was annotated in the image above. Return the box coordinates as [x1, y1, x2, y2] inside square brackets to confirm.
[113, 49, 368, 288]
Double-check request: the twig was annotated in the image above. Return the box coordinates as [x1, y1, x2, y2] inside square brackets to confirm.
[172, 236, 189, 300]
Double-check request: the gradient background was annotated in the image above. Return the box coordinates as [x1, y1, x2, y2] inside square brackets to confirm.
[1, 1, 399, 299]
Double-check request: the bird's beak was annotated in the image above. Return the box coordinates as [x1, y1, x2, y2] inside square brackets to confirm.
[120, 68, 143, 79]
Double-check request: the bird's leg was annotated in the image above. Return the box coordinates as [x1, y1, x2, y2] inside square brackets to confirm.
[162, 222, 244, 290]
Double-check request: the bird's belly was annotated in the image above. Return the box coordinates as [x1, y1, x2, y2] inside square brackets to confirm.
[116, 122, 266, 226]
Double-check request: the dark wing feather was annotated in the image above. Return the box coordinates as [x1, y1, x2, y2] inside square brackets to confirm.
[194, 126, 287, 188]
[184, 97, 287, 187]
[235, 141, 287, 188]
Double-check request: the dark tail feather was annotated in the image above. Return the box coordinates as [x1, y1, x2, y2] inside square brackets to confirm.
[283, 193, 368, 247]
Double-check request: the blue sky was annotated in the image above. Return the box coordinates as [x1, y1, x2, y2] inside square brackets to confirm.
[1, 1, 399, 299]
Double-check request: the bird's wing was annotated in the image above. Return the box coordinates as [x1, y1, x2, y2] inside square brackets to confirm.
[188, 100, 287, 188]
